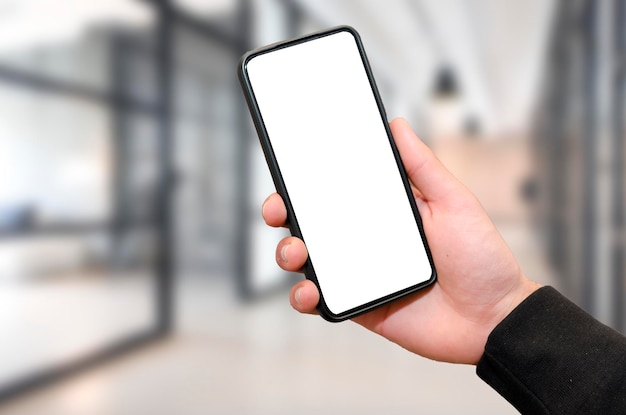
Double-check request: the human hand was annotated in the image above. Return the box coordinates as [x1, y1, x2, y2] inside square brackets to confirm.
[262, 118, 540, 364]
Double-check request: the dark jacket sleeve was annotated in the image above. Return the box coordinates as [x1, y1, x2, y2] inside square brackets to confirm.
[476, 286, 626, 414]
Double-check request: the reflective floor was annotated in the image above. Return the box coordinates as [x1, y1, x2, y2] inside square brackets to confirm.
[1, 136, 558, 414]
[1, 221, 556, 415]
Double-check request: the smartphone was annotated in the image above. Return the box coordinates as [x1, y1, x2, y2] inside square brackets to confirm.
[238, 26, 436, 322]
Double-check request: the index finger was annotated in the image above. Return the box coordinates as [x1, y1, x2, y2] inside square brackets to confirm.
[262, 192, 288, 227]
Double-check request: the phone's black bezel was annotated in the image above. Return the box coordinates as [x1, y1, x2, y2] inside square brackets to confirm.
[238, 25, 437, 322]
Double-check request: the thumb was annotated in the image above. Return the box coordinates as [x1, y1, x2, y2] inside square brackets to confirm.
[389, 118, 460, 202]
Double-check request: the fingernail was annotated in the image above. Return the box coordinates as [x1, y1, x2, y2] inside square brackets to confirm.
[280, 244, 289, 263]
[294, 287, 302, 306]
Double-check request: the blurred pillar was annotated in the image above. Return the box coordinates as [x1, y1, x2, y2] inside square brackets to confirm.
[234, 0, 253, 299]
[612, 0, 626, 332]
[153, 0, 175, 332]
[536, 0, 625, 331]
[583, 0, 616, 325]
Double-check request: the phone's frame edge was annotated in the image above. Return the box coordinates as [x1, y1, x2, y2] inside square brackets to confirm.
[237, 25, 437, 323]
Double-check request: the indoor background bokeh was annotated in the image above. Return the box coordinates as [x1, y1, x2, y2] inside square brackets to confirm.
[0, 0, 623, 414]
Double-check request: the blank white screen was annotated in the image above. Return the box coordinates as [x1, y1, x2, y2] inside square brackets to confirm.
[246, 30, 432, 315]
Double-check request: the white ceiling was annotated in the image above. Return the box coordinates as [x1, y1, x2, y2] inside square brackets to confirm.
[294, 0, 556, 135]
[0, 0, 556, 135]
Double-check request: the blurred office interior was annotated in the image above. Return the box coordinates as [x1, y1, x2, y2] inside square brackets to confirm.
[0, 0, 624, 413]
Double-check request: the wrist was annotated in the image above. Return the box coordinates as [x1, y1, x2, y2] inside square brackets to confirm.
[474, 277, 541, 364]
[503, 278, 543, 321]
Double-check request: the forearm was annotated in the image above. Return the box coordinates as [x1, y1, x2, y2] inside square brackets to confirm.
[477, 286, 626, 414]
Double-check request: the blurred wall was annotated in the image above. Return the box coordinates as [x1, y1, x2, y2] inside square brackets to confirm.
[533, 0, 626, 330]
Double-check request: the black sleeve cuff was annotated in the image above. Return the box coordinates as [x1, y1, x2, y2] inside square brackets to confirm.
[476, 286, 626, 415]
